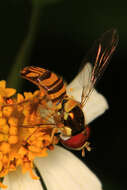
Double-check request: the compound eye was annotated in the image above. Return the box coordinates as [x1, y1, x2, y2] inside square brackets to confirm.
[64, 105, 85, 136]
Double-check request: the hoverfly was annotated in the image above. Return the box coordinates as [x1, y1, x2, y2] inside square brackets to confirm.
[20, 29, 118, 156]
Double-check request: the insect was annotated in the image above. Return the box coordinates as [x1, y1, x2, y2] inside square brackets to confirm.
[20, 29, 118, 156]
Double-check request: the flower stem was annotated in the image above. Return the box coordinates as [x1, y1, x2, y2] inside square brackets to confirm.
[7, 2, 41, 90]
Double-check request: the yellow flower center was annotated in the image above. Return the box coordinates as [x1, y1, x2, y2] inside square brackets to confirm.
[0, 80, 59, 188]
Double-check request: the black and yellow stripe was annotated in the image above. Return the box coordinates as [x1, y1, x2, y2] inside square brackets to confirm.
[21, 66, 66, 103]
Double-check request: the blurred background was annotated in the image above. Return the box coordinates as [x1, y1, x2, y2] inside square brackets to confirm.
[0, 0, 126, 189]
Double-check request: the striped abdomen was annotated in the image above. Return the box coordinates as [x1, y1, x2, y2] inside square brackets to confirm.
[20, 66, 66, 103]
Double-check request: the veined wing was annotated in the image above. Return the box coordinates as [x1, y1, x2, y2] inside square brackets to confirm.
[67, 29, 118, 124]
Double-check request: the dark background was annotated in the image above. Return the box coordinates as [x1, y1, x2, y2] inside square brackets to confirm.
[0, 1, 126, 190]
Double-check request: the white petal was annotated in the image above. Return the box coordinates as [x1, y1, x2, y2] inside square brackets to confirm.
[67, 64, 108, 124]
[35, 146, 102, 190]
[82, 89, 108, 124]
[3, 168, 43, 190]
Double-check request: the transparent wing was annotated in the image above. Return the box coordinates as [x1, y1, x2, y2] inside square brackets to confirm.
[77, 29, 118, 106]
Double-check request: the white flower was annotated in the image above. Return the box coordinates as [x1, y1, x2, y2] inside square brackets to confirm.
[4, 146, 102, 190]
[2, 62, 107, 190]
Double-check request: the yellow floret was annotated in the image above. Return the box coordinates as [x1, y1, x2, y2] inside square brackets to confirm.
[0, 134, 8, 142]
[2, 106, 14, 117]
[17, 93, 24, 103]
[8, 117, 18, 127]
[0, 80, 16, 98]
[8, 136, 18, 144]
[0, 80, 6, 88]
[0, 142, 10, 154]
[0, 160, 3, 171]
[9, 126, 18, 135]
[0, 118, 7, 126]
[0, 124, 9, 134]
[5, 88, 16, 98]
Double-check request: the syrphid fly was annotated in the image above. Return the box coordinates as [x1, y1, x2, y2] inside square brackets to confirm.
[20, 29, 118, 156]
